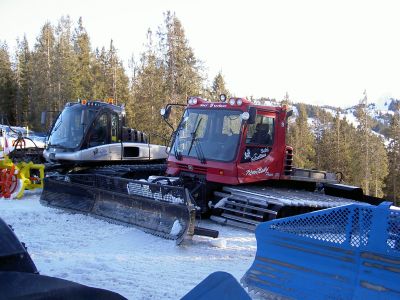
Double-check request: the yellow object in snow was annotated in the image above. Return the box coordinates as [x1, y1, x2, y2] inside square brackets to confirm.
[17, 161, 44, 190]
[0, 155, 44, 199]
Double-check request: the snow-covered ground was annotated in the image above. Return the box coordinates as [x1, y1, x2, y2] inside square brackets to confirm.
[0, 190, 256, 299]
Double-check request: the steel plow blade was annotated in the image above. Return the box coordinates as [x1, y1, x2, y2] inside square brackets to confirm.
[40, 174, 196, 244]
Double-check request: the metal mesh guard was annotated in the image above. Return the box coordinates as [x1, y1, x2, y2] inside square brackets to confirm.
[268, 202, 399, 252]
[388, 209, 400, 250]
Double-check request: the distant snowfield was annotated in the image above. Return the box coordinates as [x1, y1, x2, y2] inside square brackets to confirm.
[0, 190, 256, 299]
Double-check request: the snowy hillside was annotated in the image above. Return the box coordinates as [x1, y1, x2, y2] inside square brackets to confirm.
[0, 190, 256, 299]
[289, 97, 398, 143]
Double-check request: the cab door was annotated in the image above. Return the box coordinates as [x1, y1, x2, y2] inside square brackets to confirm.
[81, 112, 111, 161]
[108, 112, 123, 160]
[237, 110, 279, 183]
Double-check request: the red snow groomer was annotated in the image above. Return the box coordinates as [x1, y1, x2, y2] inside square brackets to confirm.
[160, 95, 383, 229]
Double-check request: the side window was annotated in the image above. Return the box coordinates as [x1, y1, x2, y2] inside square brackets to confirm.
[89, 113, 108, 147]
[111, 114, 119, 143]
[246, 115, 274, 145]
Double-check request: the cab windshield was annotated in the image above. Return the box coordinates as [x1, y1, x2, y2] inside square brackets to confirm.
[172, 109, 243, 162]
[48, 105, 96, 149]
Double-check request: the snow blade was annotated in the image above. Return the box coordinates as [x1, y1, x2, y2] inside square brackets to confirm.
[241, 202, 400, 299]
[41, 174, 196, 244]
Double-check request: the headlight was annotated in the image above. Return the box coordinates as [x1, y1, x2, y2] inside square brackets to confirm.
[236, 99, 243, 106]
[229, 98, 236, 106]
[188, 97, 198, 105]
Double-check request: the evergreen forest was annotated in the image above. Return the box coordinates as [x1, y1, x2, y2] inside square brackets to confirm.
[0, 13, 399, 204]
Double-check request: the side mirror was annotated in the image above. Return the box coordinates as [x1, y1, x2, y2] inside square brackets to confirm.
[160, 106, 172, 120]
[247, 107, 257, 124]
[286, 110, 293, 118]
[80, 110, 88, 126]
[40, 111, 47, 126]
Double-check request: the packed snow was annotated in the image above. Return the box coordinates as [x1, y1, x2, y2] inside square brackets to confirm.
[0, 190, 257, 299]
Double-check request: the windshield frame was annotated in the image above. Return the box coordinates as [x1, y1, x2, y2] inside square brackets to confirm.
[171, 108, 244, 163]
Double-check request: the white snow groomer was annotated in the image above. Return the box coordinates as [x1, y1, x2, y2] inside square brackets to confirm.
[41, 99, 204, 244]
[42, 99, 167, 171]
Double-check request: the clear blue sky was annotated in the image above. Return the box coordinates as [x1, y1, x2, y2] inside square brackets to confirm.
[1, 0, 400, 107]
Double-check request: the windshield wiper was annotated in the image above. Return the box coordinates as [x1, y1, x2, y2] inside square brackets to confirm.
[53, 114, 63, 133]
[188, 117, 207, 164]
[188, 117, 203, 155]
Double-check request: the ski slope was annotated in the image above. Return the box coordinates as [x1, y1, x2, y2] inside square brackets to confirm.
[0, 190, 256, 299]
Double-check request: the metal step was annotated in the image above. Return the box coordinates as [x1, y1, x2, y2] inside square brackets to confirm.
[223, 186, 356, 208]
[210, 215, 257, 231]
[215, 191, 280, 209]
[225, 200, 278, 215]
[223, 188, 286, 206]
[212, 184, 359, 232]
[221, 213, 261, 226]
[222, 206, 264, 219]
[213, 190, 280, 230]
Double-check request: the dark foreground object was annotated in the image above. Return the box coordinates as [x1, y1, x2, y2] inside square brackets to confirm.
[0, 216, 126, 300]
[0, 271, 126, 300]
[242, 202, 400, 299]
[0, 218, 37, 274]
[181, 271, 251, 300]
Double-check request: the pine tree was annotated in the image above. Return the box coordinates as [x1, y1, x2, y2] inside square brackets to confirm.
[335, 117, 357, 184]
[354, 91, 372, 194]
[312, 108, 329, 170]
[131, 29, 167, 143]
[281, 92, 291, 106]
[15, 36, 32, 126]
[72, 17, 93, 99]
[129, 13, 205, 142]
[105, 40, 130, 104]
[208, 71, 229, 101]
[369, 134, 389, 198]
[385, 106, 400, 204]
[0, 42, 16, 124]
[159, 11, 203, 104]
[352, 91, 389, 196]
[53, 16, 76, 112]
[31, 22, 56, 129]
[92, 47, 108, 99]
[317, 110, 355, 183]
[287, 104, 316, 168]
